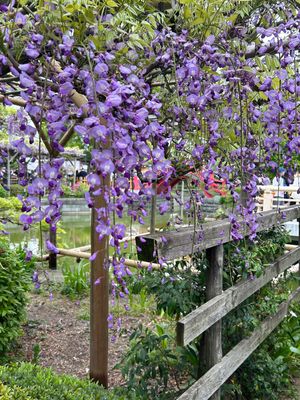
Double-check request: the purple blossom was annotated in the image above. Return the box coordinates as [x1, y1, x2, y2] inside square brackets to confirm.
[87, 173, 101, 187]
[95, 79, 110, 94]
[46, 240, 59, 254]
[25, 45, 39, 59]
[192, 145, 205, 160]
[15, 12, 27, 27]
[159, 201, 169, 215]
[105, 94, 122, 107]
[186, 94, 199, 106]
[95, 63, 109, 77]
[59, 82, 73, 96]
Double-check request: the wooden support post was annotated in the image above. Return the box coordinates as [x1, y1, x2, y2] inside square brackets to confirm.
[7, 145, 11, 196]
[180, 180, 184, 220]
[202, 244, 223, 400]
[90, 175, 109, 388]
[263, 191, 274, 211]
[48, 228, 57, 270]
[73, 158, 77, 187]
[150, 181, 157, 234]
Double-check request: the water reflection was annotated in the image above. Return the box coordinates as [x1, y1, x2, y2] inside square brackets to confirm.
[8, 211, 169, 256]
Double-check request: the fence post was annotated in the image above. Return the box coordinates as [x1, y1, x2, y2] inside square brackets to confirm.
[202, 244, 224, 400]
[150, 181, 157, 234]
[49, 228, 57, 270]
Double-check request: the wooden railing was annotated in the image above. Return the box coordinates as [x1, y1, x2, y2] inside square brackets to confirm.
[137, 205, 300, 400]
[256, 185, 300, 211]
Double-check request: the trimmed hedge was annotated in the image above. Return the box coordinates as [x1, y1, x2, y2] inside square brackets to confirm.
[0, 381, 33, 400]
[0, 363, 136, 400]
[0, 238, 31, 357]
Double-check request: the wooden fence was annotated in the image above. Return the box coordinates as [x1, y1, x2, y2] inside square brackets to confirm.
[137, 205, 300, 400]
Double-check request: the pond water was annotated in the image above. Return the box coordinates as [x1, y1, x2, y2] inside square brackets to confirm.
[8, 193, 222, 269]
[8, 210, 170, 260]
[8, 214, 90, 255]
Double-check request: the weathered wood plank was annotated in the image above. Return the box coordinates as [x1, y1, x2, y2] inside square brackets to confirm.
[202, 245, 224, 400]
[177, 287, 300, 400]
[136, 205, 300, 262]
[177, 246, 300, 346]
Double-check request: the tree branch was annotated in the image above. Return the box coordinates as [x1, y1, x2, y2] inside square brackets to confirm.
[0, 94, 26, 107]
[31, 117, 53, 156]
[56, 122, 76, 153]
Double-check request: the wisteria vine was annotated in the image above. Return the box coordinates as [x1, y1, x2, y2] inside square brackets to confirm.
[0, 3, 299, 299]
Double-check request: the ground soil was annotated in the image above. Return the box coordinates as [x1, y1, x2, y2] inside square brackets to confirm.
[14, 291, 153, 387]
[13, 290, 300, 398]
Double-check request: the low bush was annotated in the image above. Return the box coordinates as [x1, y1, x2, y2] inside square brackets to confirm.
[9, 184, 27, 197]
[0, 197, 22, 226]
[128, 254, 207, 318]
[0, 363, 132, 400]
[0, 381, 32, 400]
[0, 238, 32, 359]
[61, 183, 88, 198]
[116, 323, 195, 399]
[0, 185, 8, 198]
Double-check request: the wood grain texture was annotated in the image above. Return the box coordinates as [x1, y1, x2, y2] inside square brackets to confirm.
[177, 287, 300, 400]
[136, 206, 300, 262]
[203, 245, 224, 400]
[177, 247, 300, 346]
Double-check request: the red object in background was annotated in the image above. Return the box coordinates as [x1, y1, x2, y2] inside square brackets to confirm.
[132, 170, 227, 198]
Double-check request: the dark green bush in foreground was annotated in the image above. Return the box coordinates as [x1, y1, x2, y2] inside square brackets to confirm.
[0, 363, 133, 400]
[0, 238, 32, 358]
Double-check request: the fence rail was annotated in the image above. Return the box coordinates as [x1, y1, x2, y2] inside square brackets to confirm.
[177, 288, 300, 400]
[137, 205, 300, 400]
[177, 246, 300, 346]
[136, 205, 300, 262]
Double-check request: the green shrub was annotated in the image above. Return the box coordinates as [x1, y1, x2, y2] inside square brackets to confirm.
[61, 183, 88, 198]
[128, 254, 207, 318]
[0, 197, 22, 227]
[0, 381, 33, 400]
[0, 363, 132, 400]
[9, 184, 26, 197]
[0, 238, 31, 358]
[0, 185, 8, 198]
[116, 323, 193, 399]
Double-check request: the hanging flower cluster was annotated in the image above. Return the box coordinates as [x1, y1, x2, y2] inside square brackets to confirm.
[0, 4, 299, 297]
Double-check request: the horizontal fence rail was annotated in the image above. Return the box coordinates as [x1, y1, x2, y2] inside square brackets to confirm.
[177, 287, 300, 400]
[136, 205, 300, 262]
[177, 246, 300, 346]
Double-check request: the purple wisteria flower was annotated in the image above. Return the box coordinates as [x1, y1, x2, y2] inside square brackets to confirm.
[0, 5, 298, 317]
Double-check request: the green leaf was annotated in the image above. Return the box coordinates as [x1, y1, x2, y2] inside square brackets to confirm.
[106, 0, 118, 7]
[290, 346, 300, 355]
[184, 6, 192, 18]
[156, 324, 164, 336]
